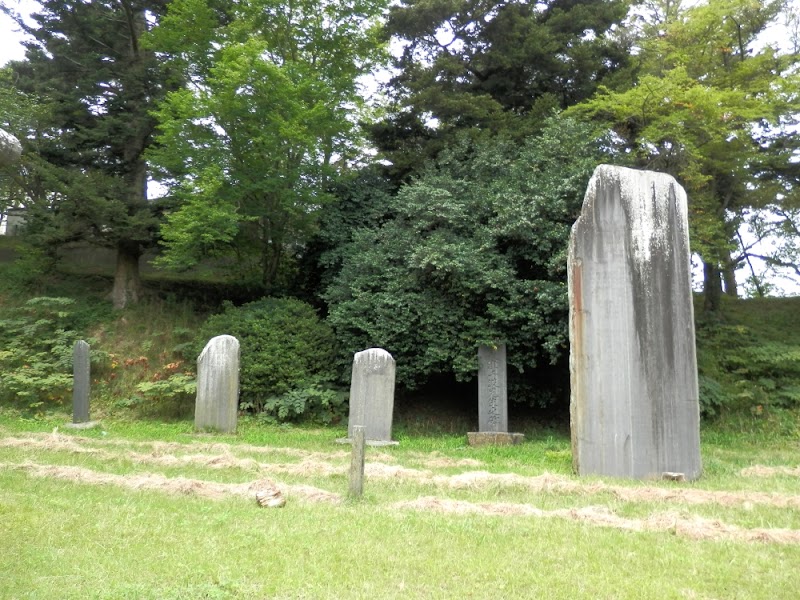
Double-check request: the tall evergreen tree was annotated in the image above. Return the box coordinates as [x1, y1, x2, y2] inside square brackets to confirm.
[371, 0, 632, 178]
[2, 0, 174, 308]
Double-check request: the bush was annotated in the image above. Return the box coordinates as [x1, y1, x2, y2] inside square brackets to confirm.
[191, 297, 342, 421]
[0, 297, 88, 408]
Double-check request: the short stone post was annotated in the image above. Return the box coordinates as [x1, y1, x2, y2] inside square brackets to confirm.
[568, 164, 702, 480]
[348, 425, 366, 498]
[467, 343, 524, 446]
[72, 340, 90, 424]
[345, 348, 397, 445]
[194, 335, 240, 434]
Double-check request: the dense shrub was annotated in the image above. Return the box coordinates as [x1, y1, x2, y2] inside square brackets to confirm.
[323, 116, 605, 406]
[191, 297, 344, 422]
[696, 305, 800, 417]
[0, 297, 87, 408]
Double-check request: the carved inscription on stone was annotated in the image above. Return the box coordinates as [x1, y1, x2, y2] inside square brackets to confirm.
[478, 344, 508, 433]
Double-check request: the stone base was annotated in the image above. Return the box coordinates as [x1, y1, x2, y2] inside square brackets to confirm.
[467, 432, 525, 447]
[335, 437, 399, 447]
[64, 421, 101, 430]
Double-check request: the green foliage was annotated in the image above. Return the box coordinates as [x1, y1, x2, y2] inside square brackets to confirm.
[135, 373, 198, 406]
[373, 0, 631, 177]
[569, 0, 800, 303]
[4, 1, 173, 306]
[324, 115, 605, 405]
[146, 0, 389, 289]
[261, 383, 347, 425]
[193, 297, 341, 420]
[0, 297, 86, 408]
[696, 297, 800, 417]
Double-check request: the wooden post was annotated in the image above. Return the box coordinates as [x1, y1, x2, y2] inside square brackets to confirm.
[348, 425, 366, 498]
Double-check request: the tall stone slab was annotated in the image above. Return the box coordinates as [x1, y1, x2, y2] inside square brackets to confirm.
[194, 335, 240, 434]
[478, 344, 508, 432]
[72, 340, 91, 424]
[347, 348, 396, 444]
[568, 165, 701, 480]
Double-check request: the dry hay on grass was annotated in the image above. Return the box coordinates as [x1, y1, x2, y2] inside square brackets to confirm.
[0, 461, 341, 504]
[0, 435, 347, 477]
[435, 471, 800, 509]
[6, 433, 800, 510]
[740, 465, 800, 478]
[393, 497, 800, 545]
[18, 430, 353, 463]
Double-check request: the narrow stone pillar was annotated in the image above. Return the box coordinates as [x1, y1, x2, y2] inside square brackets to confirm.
[348, 425, 366, 498]
[72, 340, 90, 424]
[478, 343, 508, 432]
[194, 335, 240, 433]
[568, 165, 702, 480]
[347, 348, 397, 445]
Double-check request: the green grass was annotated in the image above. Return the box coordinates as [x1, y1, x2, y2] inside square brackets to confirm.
[2, 409, 800, 599]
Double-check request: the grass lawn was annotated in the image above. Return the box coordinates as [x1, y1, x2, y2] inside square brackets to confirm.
[2, 408, 800, 599]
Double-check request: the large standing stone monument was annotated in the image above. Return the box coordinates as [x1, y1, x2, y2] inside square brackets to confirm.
[467, 344, 524, 446]
[568, 164, 701, 480]
[346, 348, 397, 445]
[72, 340, 91, 424]
[194, 335, 240, 433]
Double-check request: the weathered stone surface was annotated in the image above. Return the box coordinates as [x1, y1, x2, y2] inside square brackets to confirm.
[467, 432, 525, 447]
[194, 335, 240, 433]
[568, 164, 701, 480]
[478, 344, 508, 432]
[347, 348, 396, 443]
[72, 340, 91, 424]
[0, 129, 22, 166]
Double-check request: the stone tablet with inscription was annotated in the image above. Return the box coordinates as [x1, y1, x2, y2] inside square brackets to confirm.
[478, 344, 508, 432]
[568, 165, 701, 480]
[347, 348, 396, 444]
[194, 335, 240, 433]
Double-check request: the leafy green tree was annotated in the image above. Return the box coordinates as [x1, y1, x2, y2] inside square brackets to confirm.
[1, 0, 174, 308]
[371, 0, 631, 178]
[324, 115, 606, 405]
[146, 0, 388, 290]
[569, 0, 800, 309]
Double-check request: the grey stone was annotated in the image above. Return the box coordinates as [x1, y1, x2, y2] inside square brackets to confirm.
[348, 425, 366, 498]
[194, 335, 240, 433]
[72, 340, 91, 424]
[466, 432, 525, 447]
[0, 129, 22, 166]
[568, 164, 702, 480]
[347, 348, 396, 443]
[478, 344, 508, 432]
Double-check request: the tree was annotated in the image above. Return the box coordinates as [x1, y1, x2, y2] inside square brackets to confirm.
[569, 0, 800, 309]
[324, 115, 606, 405]
[371, 0, 631, 178]
[146, 0, 388, 290]
[2, 0, 174, 308]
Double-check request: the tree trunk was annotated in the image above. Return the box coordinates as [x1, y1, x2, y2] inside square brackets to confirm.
[703, 261, 722, 312]
[722, 260, 738, 298]
[112, 240, 142, 310]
